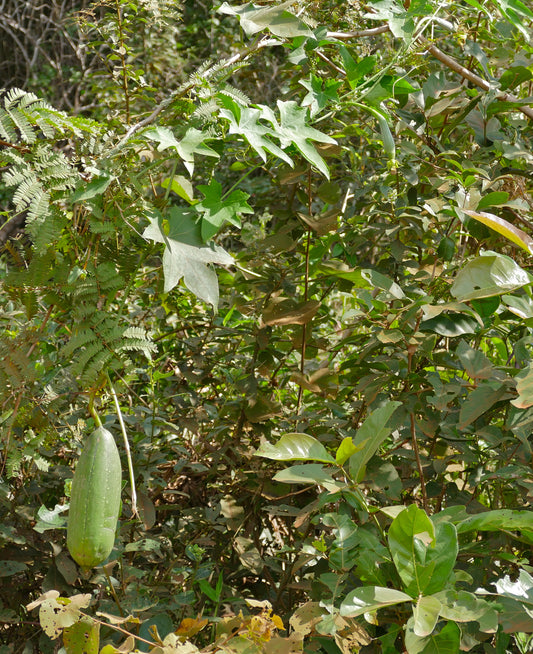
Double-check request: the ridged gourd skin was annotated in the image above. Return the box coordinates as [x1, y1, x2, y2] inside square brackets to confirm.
[67, 426, 122, 568]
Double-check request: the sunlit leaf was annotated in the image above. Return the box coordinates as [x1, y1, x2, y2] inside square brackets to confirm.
[435, 590, 498, 632]
[413, 595, 441, 637]
[340, 586, 412, 618]
[255, 433, 335, 463]
[451, 253, 530, 302]
[273, 464, 343, 492]
[462, 209, 533, 254]
[258, 101, 337, 178]
[218, 1, 314, 38]
[456, 509, 533, 534]
[349, 402, 401, 482]
[336, 437, 364, 466]
[512, 365, 533, 408]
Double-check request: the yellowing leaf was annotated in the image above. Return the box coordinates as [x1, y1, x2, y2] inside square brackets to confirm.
[175, 617, 208, 639]
[63, 618, 99, 654]
[463, 209, 533, 254]
[262, 298, 321, 326]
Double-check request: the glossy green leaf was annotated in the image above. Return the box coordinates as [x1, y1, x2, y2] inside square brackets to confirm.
[322, 513, 359, 571]
[435, 590, 498, 632]
[451, 253, 530, 302]
[336, 436, 364, 466]
[273, 464, 343, 492]
[405, 618, 461, 654]
[255, 433, 335, 463]
[413, 595, 441, 637]
[512, 365, 533, 408]
[456, 509, 533, 534]
[388, 505, 435, 595]
[388, 506, 458, 597]
[349, 402, 401, 482]
[476, 191, 510, 210]
[340, 586, 412, 618]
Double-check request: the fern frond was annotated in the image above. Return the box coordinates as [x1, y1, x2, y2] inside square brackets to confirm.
[6, 449, 24, 478]
[193, 99, 220, 122]
[29, 210, 67, 250]
[0, 336, 36, 392]
[219, 85, 252, 107]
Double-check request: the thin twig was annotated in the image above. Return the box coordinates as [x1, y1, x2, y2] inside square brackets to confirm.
[109, 36, 274, 154]
[327, 25, 533, 121]
[410, 413, 429, 512]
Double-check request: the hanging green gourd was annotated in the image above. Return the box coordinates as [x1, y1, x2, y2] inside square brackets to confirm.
[67, 426, 122, 569]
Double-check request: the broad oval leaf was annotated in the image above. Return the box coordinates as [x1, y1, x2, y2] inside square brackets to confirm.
[451, 253, 530, 302]
[456, 509, 533, 534]
[512, 365, 533, 409]
[349, 401, 401, 482]
[273, 464, 342, 492]
[340, 586, 412, 618]
[405, 618, 461, 654]
[387, 504, 435, 596]
[255, 433, 335, 463]
[413, 595, 441, 637]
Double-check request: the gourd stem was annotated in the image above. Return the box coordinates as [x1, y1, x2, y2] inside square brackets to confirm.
[107, 374, 138, 519]
[88, 395, 102, 428]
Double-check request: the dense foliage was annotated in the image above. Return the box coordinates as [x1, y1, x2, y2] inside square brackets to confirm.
[1, 1, 533, 652]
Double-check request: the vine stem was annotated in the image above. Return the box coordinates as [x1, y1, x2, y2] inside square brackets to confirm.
[108, 375, 138, 519]
[296, 171, 313, 413]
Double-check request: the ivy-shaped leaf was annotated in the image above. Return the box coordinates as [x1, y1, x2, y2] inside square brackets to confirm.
[196, 179, 253, 241]
[143, 127, 219, 175]
[219, 105, 293, 165]
[143, 208, 233, 309]
[218, 1, 313, 38]
[300, 74, 342, 117]
[258, 101, 337, 178]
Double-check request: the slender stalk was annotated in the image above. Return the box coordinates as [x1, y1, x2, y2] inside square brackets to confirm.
[297, 171, 313, 413]
[108, 375, 138, 518]
[410, 412, 428, 512]
[114, 0, 130, 124]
